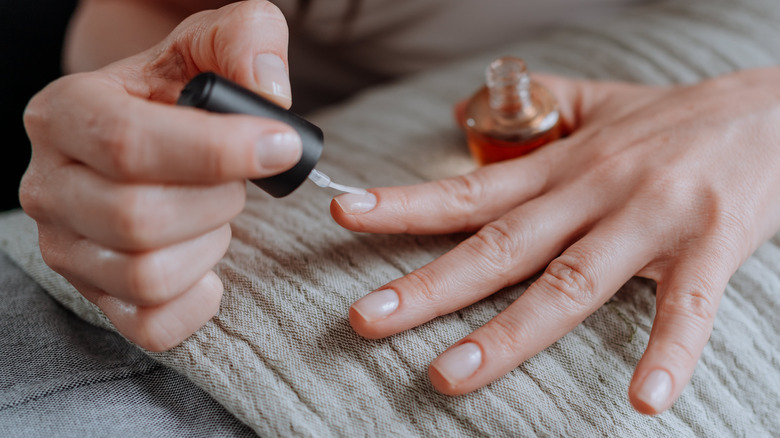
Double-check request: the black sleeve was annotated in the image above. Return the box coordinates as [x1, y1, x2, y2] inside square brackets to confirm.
[0, 0, 79, 211]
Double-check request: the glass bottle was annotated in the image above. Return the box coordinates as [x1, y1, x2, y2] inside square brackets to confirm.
[455, 57, 563, 165]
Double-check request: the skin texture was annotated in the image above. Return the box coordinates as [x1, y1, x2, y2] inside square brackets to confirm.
[331, 69, 780, 415]
[21, 1, 299, 352]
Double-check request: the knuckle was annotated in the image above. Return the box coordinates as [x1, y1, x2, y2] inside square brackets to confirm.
[18, 170, 46, 220]
[36, 228, 69, 275]
[470, 222, 523, 274]
[110, 190, 157, 248]
[537, 257, 598, 311]
[194, 119, 250, 181]
[485, 316, 524, 359]
[39, 243, 67, 276]
[442, 174, 484, 209]
[436, 173, 488, 228]
[659, 289, 718, 330]
[98, 114, 142, 179]
[20, 96, 58, 220]
[708, 209, 753, 263]
[403, 269, 445, 304]
[201, 129, 233, 180]
[660, 336, 699, 367]
[22, 93, 48, 138]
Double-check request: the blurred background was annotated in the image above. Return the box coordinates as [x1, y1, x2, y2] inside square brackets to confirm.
[0, 0, 78, 211]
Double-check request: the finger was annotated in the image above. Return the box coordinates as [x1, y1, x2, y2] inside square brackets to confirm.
[528, 74, 587, 133]
[75, 271, 225, 352]
[332, 153, 557, 235]
[628, 244, 732, 415]
[34, 76, 302, 183]
[529, 73, 617, 134]
[42, 163, 244, 250]
[425, 209, 656, 395]
[332, 77, 640, 236]
[533, 74, 670, 138]
[39, 224, 232, 307]
[349, 185, 609, 339]
[178, 0, 293, 107]
[119, 1, 292, 107]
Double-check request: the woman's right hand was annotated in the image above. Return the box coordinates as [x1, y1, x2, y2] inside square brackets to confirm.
[20, 1, 299, 352]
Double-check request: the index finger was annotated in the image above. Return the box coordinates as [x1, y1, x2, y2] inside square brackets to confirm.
[34, 75, 302, 183]
[331, 151, 556, 235]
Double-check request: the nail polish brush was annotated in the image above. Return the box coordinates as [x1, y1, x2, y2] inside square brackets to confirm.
[177, 72, 365, 197]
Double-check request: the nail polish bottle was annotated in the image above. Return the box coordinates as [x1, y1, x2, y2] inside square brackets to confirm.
[177, 72, 323, 198]
[455, 57, 563, 165]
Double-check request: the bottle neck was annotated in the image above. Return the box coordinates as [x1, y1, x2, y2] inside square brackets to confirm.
[485, 57, 535, 120]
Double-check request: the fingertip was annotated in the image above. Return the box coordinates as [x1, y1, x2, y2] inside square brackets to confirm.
[253, 53, 292, 109]
[195, 271, 226, 321]
[255, 129, 303, 174]
[628, 368, 675, 415]
[182, 1, 291, 107]
[202, 270, 225, 297]
[628, 268, 724, 416]
[428, 360, 479, 397]
[99, 271, 225, 352]
[428, 342, 483, 395]
[428, 362, 461, 396]
[144, 272, 224, 352]
[329, 197, 350, 226]
[348, 307, 386, 339]
[329, 198, 348, 224]
[334, 192, 378, 215]
[330, 191, 379, 231]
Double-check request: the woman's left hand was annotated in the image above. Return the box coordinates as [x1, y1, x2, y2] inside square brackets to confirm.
[330, 67, 780, 415]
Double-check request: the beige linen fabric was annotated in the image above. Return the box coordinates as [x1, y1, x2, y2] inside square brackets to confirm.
[278, 0, 647, 112]
[2, 0, 780, 436]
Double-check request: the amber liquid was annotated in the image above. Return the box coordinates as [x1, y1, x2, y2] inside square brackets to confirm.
[456, 84, 563, 165]
[463, 122, 562, 165]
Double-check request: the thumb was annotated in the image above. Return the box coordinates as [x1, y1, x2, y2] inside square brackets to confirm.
[149, 1, 293, 108]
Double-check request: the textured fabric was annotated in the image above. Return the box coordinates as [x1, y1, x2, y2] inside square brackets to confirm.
[0, 253, 255, 437]
[2, 0, 780, 436]
[276, 0, 647, 112]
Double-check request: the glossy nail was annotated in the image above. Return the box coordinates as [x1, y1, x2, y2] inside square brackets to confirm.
[432, 342, 482, 385]
[254, 54, 292, 104]
[352, 289, 399, 322]
[256, 131, 302, 171]
[335, 192, 377, 214]
[637, 369, 673, 412]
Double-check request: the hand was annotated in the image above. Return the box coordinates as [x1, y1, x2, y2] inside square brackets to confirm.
[20, 1, 300, 352]
[331, 67, 780, 414]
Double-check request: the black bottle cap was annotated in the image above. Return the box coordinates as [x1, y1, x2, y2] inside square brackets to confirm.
[177, 72, 323, 198]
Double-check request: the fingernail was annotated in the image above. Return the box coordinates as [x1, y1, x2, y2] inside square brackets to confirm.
[256, 131, 302, 171]
[432, 342, 482, 385]
[637, 369, 673, 412]
[254, 53, 292, 104]
[352, 289, 399, 322]
[335, 192, 377, 214]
